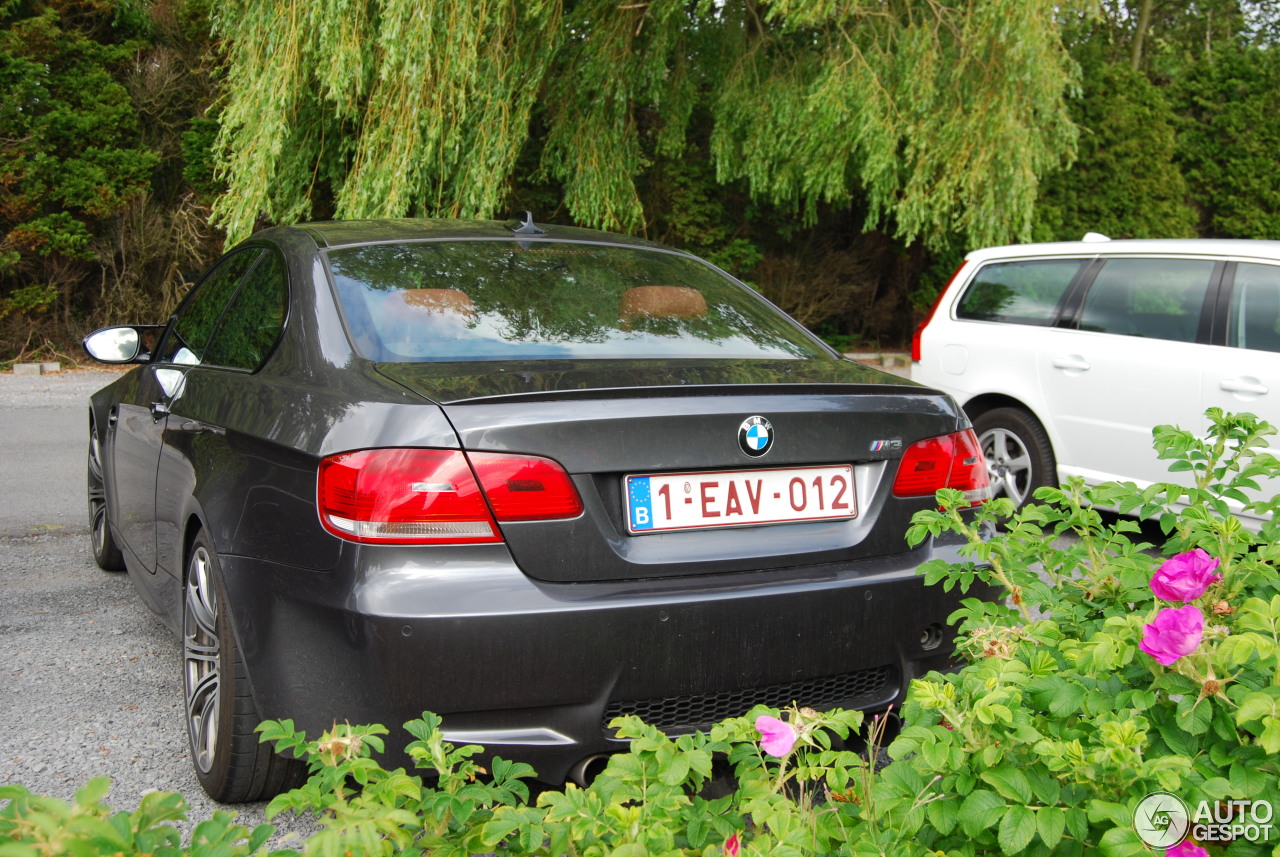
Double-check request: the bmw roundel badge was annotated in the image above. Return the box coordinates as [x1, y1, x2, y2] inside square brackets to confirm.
[738, 416, 773, 457]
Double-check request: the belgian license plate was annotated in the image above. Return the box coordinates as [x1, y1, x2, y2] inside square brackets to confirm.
[625, 465, 856, 534]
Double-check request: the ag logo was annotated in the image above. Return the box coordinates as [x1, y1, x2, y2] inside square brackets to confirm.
[1134, 792, 1190, 848]
[738, 416, 773, 457]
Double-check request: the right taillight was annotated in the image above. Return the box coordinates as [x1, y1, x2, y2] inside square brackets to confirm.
[469, 452, 584, 522]
[317, 448, 582, 544]
[892, 428, 991, 506]
[911, 260, 968, 363]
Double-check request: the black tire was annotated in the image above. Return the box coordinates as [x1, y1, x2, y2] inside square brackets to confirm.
[183, 531, 305, 802]
[972, 407, 1057, 509]
[87, 425, 126, 571]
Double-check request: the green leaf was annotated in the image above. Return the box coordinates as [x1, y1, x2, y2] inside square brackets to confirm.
[959, 789, 1006, 839]
[1025, 767, 1061, 806]
[1098, 826, 1152, 857]
[1177, 696, 1213, 735]
[998, 805, 1037, 855]
[1065, 807, 1090, 842]
[1087, 800, 1131, 828]
[927, 796, 959, 836]
[1037, 806, 1067, 850]
[1049, 682, 1087, 718]
[1260, 718, 1280, 755]
[1237, 691, 1278, 726]
[73, 777, 112, 807]
[1230, 762, 1267, 796]
[981, 767, 1033, 804]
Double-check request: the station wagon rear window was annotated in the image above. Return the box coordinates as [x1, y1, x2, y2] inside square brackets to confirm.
[325, 241, 828, 362]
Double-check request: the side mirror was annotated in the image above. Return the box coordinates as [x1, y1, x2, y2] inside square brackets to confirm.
[83, 326, 162, 364]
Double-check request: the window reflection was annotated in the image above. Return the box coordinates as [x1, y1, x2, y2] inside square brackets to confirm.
[325, 241, 826, 363]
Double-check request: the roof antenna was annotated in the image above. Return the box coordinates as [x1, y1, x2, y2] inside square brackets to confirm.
[508, 211, 545, 235]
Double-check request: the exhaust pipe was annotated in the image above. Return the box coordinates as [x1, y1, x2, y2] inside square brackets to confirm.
[567, 754, 611, 787]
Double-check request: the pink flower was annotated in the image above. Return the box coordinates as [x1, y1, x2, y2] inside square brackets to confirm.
[1165, 841, 1208, 857]
[1150, 549, 1222, 603]
[723, 832, 741, 857]
[755, 715, 797, 756]
[1140, 605, 1205, 666]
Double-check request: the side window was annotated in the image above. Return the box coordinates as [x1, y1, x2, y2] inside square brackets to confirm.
[204, 251, 289, 371]
[158, 250, 261, 365]
[1079, 258, 1214, 343]
[1227, 263, 1280, 353]
[956, 260, 1085, 325]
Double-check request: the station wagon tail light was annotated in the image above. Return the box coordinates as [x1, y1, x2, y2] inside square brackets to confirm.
[911, 261, 968, 362]
[892, 429, 991, 506]
[318, 448, 582, 544]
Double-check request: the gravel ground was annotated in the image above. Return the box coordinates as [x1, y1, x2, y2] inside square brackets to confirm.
[0, 369, 317, 851]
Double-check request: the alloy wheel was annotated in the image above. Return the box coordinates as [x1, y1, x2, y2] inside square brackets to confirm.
[183, 547, 221, 774]
[979, 426, 1034, 507]
[88, 435, 109, 556]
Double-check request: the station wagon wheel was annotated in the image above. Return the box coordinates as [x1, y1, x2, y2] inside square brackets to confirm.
[183, 531, 305, 802]
[973, 407, 1056, 509]
[87, 424, 125, 571]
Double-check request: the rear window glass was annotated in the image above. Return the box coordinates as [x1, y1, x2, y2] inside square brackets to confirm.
[324, 240, 828, 362]
[956, 259, 1085, 325]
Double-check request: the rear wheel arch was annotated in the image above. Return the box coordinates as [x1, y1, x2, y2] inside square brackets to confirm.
[961, 393, 1041, 426]
[182, 514, 207, 570]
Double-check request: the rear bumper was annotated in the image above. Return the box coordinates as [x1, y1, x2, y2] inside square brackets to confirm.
[218, 539, 988, 783]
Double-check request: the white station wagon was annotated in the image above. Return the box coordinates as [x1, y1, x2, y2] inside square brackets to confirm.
[913, 235, 1280, 521]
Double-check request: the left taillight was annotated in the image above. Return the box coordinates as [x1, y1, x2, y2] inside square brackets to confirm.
[892, 429, 991, 507]
[317, 448, 583, 544]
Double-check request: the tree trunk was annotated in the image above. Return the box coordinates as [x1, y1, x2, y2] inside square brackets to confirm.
[1131, 0, 1155, 71]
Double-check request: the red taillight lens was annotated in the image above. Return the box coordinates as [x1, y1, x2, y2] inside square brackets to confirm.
[317, 448, 582, 544]
[470, 452, 584, 521]
[892, 429, 991, 506]
[911, 260, 968, 363]
[319, 449, 500, 544]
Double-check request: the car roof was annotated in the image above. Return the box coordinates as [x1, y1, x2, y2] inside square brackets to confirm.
[965, 237, 1280, 264]
[263, 218, 673, 252]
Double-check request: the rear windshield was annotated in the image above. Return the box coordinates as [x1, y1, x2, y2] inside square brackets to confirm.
[324, 240, 828, 362]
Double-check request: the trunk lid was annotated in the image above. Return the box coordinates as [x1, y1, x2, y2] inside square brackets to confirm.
[378, 358, 963, 583]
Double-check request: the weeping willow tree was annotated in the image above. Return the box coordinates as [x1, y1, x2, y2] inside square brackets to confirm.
[210, 0, 1081, 249]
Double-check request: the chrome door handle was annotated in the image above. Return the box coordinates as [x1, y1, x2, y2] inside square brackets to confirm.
[150, 401, 170, 420]
[1220, 378, 1268, 395]
[1052, 355, 1091, 371]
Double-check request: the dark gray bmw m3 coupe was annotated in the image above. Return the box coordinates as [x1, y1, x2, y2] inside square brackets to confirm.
[83, 216, 991, 802]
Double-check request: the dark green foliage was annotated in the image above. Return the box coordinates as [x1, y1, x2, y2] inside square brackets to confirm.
[182, 117, 224, 199]
[1032, 61, 1197, 241]
[0, 0, 222, 364]
[0, 6, 156, 256]
[1174, 45, 1280, 238]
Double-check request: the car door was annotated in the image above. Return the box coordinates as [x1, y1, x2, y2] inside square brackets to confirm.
[1199, 260, 1280, 521]
[111, 249, 261, 573]
[1038, 256, 1220, 488]
[154, 247, 289, 574]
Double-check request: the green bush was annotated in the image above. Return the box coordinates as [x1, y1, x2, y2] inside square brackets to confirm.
[3, 409, 1278, 857]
